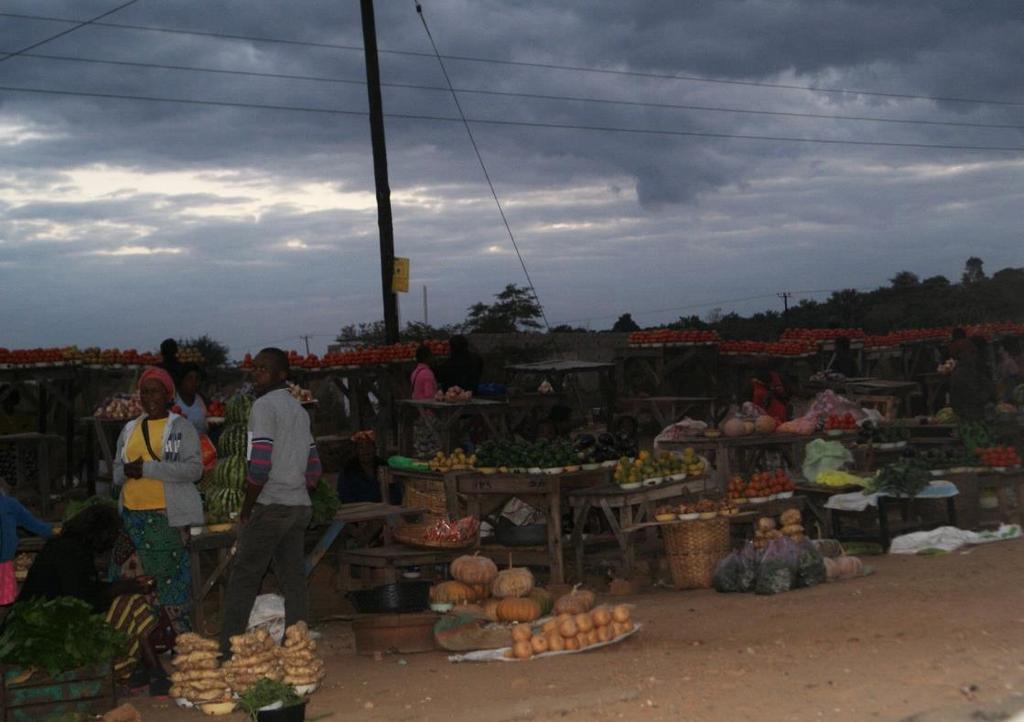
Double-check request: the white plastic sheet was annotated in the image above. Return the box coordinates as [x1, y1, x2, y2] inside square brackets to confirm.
[889, 524, 1021, 554]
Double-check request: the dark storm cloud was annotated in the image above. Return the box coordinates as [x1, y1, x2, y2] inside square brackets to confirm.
[0, 1, 1021, 353]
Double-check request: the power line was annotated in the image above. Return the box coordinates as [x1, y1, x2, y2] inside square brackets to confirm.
[413, 1, 552, 335]
[4, 84, 1024, 153]
[9, 49, 1024, 132]
[0, 1, 139, 65]
[2, 11, 1023, 109]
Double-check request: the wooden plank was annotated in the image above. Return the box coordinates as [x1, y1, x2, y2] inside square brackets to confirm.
[458, 474, 557, 495]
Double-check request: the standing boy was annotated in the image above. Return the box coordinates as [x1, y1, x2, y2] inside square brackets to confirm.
[220, 348, 321, 653]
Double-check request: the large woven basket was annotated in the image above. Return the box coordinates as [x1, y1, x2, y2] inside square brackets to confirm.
[402, 477, 448, 518]
[661, 517, 730, 556]
[662, 517, 730, 590]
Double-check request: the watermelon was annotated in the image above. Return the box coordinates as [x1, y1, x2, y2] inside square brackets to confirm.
[205, 485, 244, 520]
[225, 393, 254, 425]
[217, 424, 247, 458]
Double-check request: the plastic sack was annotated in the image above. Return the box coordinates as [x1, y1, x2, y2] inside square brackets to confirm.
[816, 470, 868, 488]
[247, 593, 285, 644]
[754, 538, 799, 595]
[802, 439, 854, 483]
[433, 612, 513, 651]
[712, 542, 760, 593]
[793, 538, 827, 588]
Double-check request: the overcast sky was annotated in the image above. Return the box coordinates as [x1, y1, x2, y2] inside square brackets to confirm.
[1, 1, 1021, 357]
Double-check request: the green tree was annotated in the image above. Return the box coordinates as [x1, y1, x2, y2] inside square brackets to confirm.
[611, 313, 640, 333]
[962, 256, 986, 284]
[890, 271, 920, 288]
[464, 284, 544, 333]
[177, 335, 229, 367]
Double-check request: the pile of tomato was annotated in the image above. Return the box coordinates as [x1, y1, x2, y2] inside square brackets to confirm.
[824, 413, 858, 431]
[977, 446, 1022, 468]
[781, 328, 866, 342]
[241, 340, 450, 370]
[727, 469, 794, 499]
[628, 329, 721, 345]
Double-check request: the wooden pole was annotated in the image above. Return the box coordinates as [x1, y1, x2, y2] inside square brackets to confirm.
[360, 0, 400, 344]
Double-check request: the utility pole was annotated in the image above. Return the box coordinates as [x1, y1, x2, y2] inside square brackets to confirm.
[777, 291, 791, 326]
[422, 285, 428, 326]
[300, 335, 312, 355]
[360, 0, 399, 344]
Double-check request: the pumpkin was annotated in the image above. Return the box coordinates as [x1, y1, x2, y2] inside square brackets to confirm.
[527, 587, 554, 617]
[835, 555, 863, 579]
[482, 598, 502, 622]
[546, 633, 565, 652]
[575, 632, 589, 649]
[754, 415, 777, 434]
[611, 605, 631, 623]
[591, 606, 612, 627]
[511, 624, 533, 643]
[586, 629, 599, 646]
[541, 618, 559, 635]
[596, 625, 613, 643]
[574, 613, 594, 633]
[553, 585, 596, 615]
[564, 636, 580, 651]
[450, 553, 498, 586]
[824, 557, 840, 582]
[429, 580, 476, 605]
[530, 635, 549, 654]
[558, 617, 579, 638]
[492, 555, 535, 599]
[512, 641, 533, 659]
[497, 597, 542, 623]
[721, 418, 749, 437]
[611, 621, 627, 637]
[468, 583, 490, 602]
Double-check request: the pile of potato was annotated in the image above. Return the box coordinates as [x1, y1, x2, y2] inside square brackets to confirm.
[506, 604, 634, 660]
[222, 628, 283, 693]
[753, 508, 805, 550]
[168, 633, 232, 708]
[280, 622, 326, 688]
[778, 508, 805, 542]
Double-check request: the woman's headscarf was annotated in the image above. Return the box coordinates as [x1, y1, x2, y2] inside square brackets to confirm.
[140, 365, 175, 398]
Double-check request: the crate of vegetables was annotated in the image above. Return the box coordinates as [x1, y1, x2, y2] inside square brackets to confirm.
[0, 662, 116, 722]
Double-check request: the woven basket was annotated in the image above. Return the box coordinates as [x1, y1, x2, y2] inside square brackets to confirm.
[661, 517, 730, 556]
[661, 517, 730, 590]
[402, 477, 448, 517]
[665, 551, 723, 590]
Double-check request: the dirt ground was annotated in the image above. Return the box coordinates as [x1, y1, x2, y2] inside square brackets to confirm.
[133, 538, 1024, 722]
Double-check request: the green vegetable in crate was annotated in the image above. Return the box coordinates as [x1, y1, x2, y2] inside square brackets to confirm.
[867, 458, 931, 498]
[309, 476, 340, 525]
[217, 423, 248, 458]
[0, 597, 126, 676]
[225, 393, 254, 425]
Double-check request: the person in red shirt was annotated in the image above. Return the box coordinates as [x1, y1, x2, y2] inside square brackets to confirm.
[410, 345, 440, 457]
[751, 370, 791, 423]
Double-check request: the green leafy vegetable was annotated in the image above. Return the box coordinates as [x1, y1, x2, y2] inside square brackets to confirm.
[866, 458, 931, 498]
[309, 476, 340, 525]
[0, 597, 127, 675]
[237, 678, 302, 721]
[61, 495, 117, 523]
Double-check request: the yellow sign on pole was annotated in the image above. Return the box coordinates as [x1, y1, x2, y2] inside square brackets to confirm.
[392, 257, 410, 293]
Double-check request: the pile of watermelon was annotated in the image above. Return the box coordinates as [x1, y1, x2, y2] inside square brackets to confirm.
[204, 393, 253, 521]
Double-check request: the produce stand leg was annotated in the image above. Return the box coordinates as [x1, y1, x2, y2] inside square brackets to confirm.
[190, 548, 205, 635]
[621, 502, 634, 577]
[877, 497, 891, 551]
[946, 497, 958, 528]
[570, 500, 591, 581]
[599, 498, 630, 578]
[38, 437, 51, 516]
[714, 440, 730, 488]
[548, 489, 565, 585]
[995, 484, 1011, 523]
[305, 520, 345, 577]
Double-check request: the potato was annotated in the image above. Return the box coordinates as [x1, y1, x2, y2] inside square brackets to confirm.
[591, 606, 612, 627]
[611, 605, 631, 623]
[574, 613, 594, 633]
[512, 641, 533, 659]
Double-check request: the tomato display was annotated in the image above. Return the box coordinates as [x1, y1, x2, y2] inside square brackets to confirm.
[977, 446, 1022, 468]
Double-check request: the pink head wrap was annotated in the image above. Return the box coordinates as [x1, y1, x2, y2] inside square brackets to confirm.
[140, 366, 175, 398]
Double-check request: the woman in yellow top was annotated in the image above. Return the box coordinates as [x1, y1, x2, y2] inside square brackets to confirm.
[112, 367, 204, 638]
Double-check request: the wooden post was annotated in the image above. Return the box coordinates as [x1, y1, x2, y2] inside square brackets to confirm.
[360, 0, 400, 344]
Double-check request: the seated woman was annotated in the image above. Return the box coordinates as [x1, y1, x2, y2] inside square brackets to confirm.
[111, 366, 204, 640]
[18, 504, 166, 691]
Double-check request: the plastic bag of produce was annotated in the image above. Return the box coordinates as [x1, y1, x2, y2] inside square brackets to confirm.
[713, 542, 760, 593]
[754, 538, 799, 595]
[802, 439, 854, 483]
[793, 538, 827, 588]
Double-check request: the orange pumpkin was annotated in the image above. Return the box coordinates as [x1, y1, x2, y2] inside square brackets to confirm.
[511, 624, 533, 643]
[574, 613, 593, 633]
[512, 641, 533, 659]
[591, 606, 612, 627]
[429, 580, 476, 605]
[468, 583, 490, 602]
[496, 597, 542, 623]
[530, 635, 549, 654]
[450, 553, 498, 586]
[611, 604, 631, 623]
[754, 415, 777, 434]
[721, 418, 749, 437]
[547, 633, 565, 652]
[482, 598, 502, 622]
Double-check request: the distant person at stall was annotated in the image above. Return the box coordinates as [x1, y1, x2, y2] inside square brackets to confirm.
[948, 335, 991, 421]
[0, 480, 53, 608]
[219, 348, 321, 657]
[751, 369, 791, 423]
[338, 433, 394, 504]
[111, 366, 204, 640]
[410, 345, 440, 458]
[158, 338, 183, 385]
[828, 337, 859, 378]
[18, 504, 167, 691]
[438, 335, 484, 392]
[174, 363, 208, 434]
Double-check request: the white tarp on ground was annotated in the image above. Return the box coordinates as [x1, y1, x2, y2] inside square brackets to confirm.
[888, 524, 1021, 554]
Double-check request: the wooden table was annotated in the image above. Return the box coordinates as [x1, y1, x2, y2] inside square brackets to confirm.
[188, 501, 425, 633]
[397, 399, 509, 456]
[944, 469, 1024, 530]
[568, 476, 714, 579]
[617, 396, 718, 430]
[457, 468, 610, 584]
[829, 492, 958, 551]
[658, 432, 858, 488]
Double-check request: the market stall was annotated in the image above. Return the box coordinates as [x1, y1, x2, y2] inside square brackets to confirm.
[396, 398, 509, 456]
[504, 359, 617, 426]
